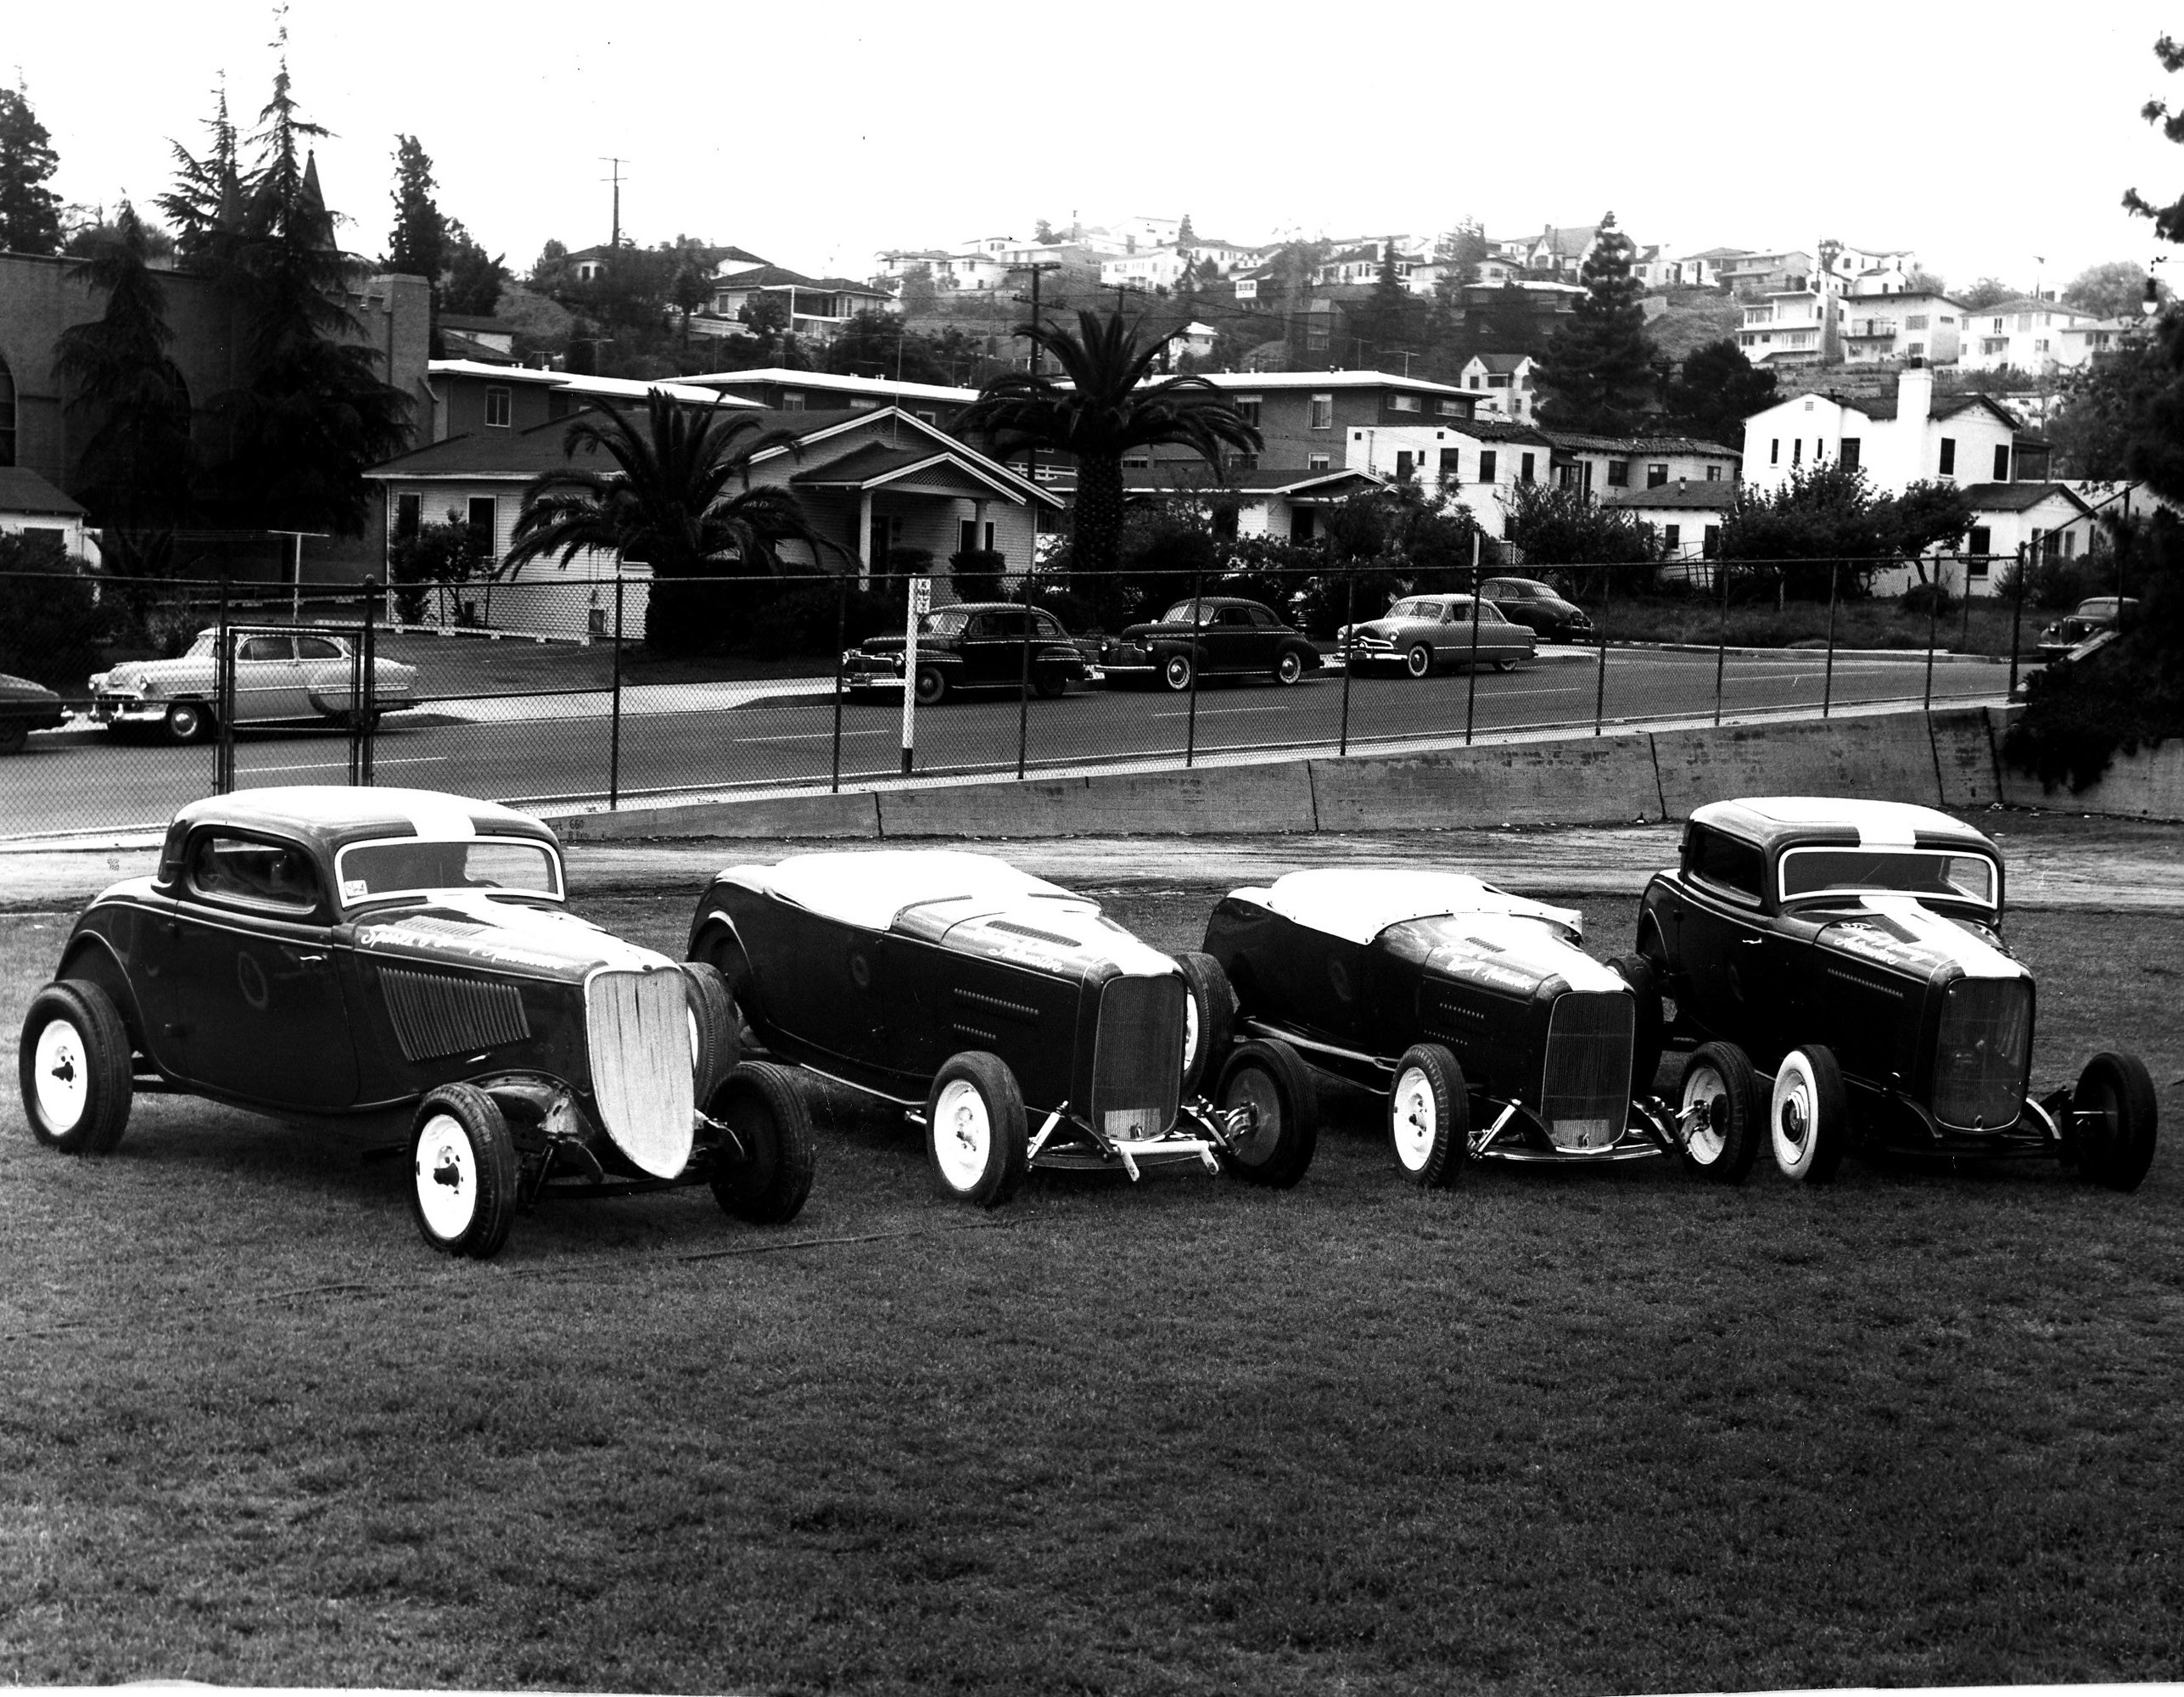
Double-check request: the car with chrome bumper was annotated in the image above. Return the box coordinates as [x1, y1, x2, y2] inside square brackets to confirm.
[841, 602, 1097, 705]
[90, 628, 420, 743]
[1637, 796, 2157, 1188]
[1481, 577, 1594, 643]
[18, 787, 811, 1258]
[1097, 596, 1322, 692]
[686, 849, 1318, 1204]
[1343, 594, 1536, 677]
[2036, 596, 2139, 663]
[1202, 868, 1707, 1184]
[0, 671, 68, 755]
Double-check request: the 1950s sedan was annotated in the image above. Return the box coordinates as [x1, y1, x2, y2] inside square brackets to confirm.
[842, 602, 1095, 705]
[1202, 869, 1711, 1185]
[1638, 796, 2158, 1188]
[686, 849, 1317, 1204]
[1343, 594, 1537, 678]
[19, 787, 812, 1257]
[1096, 596, 1323, 692]
[91, 628, 420, 743]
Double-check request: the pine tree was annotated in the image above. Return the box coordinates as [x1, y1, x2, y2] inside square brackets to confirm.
[0, 83, 64, 256]
[1359, 237, 1413, 360]
[387, 135, 445, 288]
[1534, 212, 1655, 433]
[1176, 211, 1196, 246]
[160, 78, 239, 264]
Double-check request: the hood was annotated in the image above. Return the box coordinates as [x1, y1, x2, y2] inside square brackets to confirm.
[856, 634, 918, 655]
[354, 893, 673, 983]
[0, 672, 60, 703]
[1397, 911, 1627, 1000]
[1815, 894, 2024, 983]
[93, 658, 187, 689]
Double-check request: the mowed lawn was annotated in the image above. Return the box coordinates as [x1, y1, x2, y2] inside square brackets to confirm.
[2, 882, 2182, 1694]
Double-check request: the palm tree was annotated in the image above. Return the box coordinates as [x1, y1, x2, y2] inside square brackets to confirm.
[958, 307, 1263, 578]
[505, 389, 831, 652]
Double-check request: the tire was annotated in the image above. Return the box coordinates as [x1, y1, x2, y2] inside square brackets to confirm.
[1771, 1045, 1850, 1184]
[1031, 670, 1068, 699]
[693, 924, 763, 1049]
[0, 718, 27, 756]
[1610, 954, 1666, 1095]
[1273, 648, 1306, 686]
[1173, 951, 1235, 1099]
[680, 961, 739, 1107]
[1492, 657, 1518, 673]
[925, 1051, 1028, 1207]
[708, 1061, 816, 1224]
[1215, 1038, 1319, 1188]
[1387, 1043, 1469, 1187]
[163, 699, 213, 744]
[2073, 1050, 2159, 1193]
[1404, 641, 1434, 680]
[1161, 652, 1195, 692]
[1677, 1041, 1760, 1183]
[408, 1084, 518, 1259]
[20, 979, 134, 1154]
[913, 665, 949, 707]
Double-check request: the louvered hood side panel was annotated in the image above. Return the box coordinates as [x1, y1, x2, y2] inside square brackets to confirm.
[379, 965, 531, 1062]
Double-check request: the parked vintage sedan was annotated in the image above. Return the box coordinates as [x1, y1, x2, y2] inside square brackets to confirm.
[1481, 576, 1594, 643]
[842, 602, 1095, 705]
[1638, 796, 2158, 1188]
[1345, 594, 1537, 677]
[91, 628, 421, 743]
[2036, 596, 2139, 662]
[1097, 596, 1323, 692]
[687, 849, 1317, 1203]
[18, 787, 812, 1258]
[0, 671, 67, 755]
[1202, 869, 1710, 1185]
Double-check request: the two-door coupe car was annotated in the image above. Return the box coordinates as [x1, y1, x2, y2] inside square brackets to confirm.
[0, 671, 67, 755]
[1202, 869, 1711, 1185]
[1480, 577, 1594, 643]
[686, 849, 1317, 1204]
[2036, 596, 2138, 663]
[91, 628, 421, 743]
[1344, 594, 1537, 678]
[1638, 796, 2158, 1188]
[1097, 596, 1323, 692]
[18, 787, 813, 1258]
[842, 602, 1095, 705]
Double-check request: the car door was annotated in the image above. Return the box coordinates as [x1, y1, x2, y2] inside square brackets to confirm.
[231, 635, 307, 723]
[1670, 829, 1774, 1057]
[960, 612, 1011, 686]
[165, 828, 361, 1108]
[1243, 604, 1288, 669]
[294, 634, 356, 716]
[1205, 606, 1257, 673]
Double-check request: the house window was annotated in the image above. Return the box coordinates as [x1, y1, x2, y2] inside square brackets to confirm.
[1121, 456, 1151, 469]
[1487, 375, 1510, 389]
[1478, 450, 1498, 484]
[2036, 339, 2050, 354]
[1439, 448, 1460, 481]
[1663, 524, 1682, 552]
[1993, 444, 2010, 480]
[781, 392, 806, 412]
[1469, 376, 1482, 389]
[1906, 315, 1929, 330]
[466, 496, 496, 545]
[395, 492, 421, 542]
[1438, 400, 1465, 416]
[1792, 440, 1802, 466]
[1770, 439, 1780, 465]
[1939, 438, 1956, 475]
[1968, 525, 1991, 557]
[1705, 464, 1722, 481]
[1702, 525, 1721, 558]
[1520, 452, 1535, 484]
[2063, 529, 2077, 557]
[1606, 461, 1629, 488]
[1646, 463, 1668, 488]
[1309, 394, 1334, 429]
[1308, 453, 1330, 471]
[1232, 396, 1262, 426]
[1840, 438, 1861, 471]
[484, 386, 512, 428]
[916, 410, 938, 425]
[1388, 394, 1421, 413]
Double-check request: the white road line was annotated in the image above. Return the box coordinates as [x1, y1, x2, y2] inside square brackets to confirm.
[240, 754, 450, 774]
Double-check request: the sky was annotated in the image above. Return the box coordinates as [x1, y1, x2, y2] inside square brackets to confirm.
[11, 0, 2184, 300]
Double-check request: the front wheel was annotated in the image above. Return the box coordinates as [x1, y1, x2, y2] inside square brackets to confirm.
[680, 961, 739, 1106]
[1610, 954, 1666, 1095]
[2073, 1050, 2159, 1192]
[1388, 1043, 1469, 1186]
[1031, 670, 1068, 699]
[1215, 1038, 1318, 1188]
[1272, 649, 1306, 686]
[925, 1051, 1028, 1207]
[1404, 642, 1433, 680]
[1771, 1045, 1849, 1183]
[409, 1084, 518, 1259]
[1173, 951, 1235, 1099]
[20, 979, 134, 1154]
[163, 699, 214, 744]
[914, 665, 949, 707]
[1492, 656, 1518, 673]
[709, 1061, 816, 1224]
[1678, 1041, 1761, 1183]
[0, 719, 28, 756]
[1161, 652, 1195, 692]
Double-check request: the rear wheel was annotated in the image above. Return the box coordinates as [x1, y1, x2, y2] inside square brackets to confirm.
[693, 925, 762, 1050]
[163, 699, 213, 744]
[1273, 649, 1306, 686]
[708, 1061, 816, 1224]
[1492, 656, 1518, 673]
[1678, 1041, 1760, 1183]
[1388, 1043, 1468, 1186]
[914, 665, 949, 707]
[1173, 951, 1235, 1099]
[409, 1084, 518, 1259]
[1404, 642, 1433, 680]
[1215, 1038, 1318, 1188]
[0, 718, 28, 756]
[2073, 1050, 2159, 1192]
[1610, 954, 1666, 1095]
[20, 979, 133, 1154]
[1162, 652, 1195, 692]
[1031, 670, 1068, 698]
[1771, 1045, 1850, 1184]
[680, 961, 739, 1106]
[925, 1051, 1028, 1207]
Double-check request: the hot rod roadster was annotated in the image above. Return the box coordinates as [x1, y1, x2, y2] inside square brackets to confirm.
[1201, 868, 1718, 1184]
[686, 849, 1318, 1204]
[19, 787, 814, 1258]
[1638, 796, 2159, 1188]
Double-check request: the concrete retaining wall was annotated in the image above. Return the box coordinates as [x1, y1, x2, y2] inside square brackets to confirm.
[1651, 714, 1940, 818]
[1308, 733, 1660, 830]
[882, 763, 1319, 838]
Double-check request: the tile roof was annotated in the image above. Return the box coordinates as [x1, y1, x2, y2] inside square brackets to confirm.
[1540, 430, 1740, 456]
[0, 466, 85, 517]
[1599, 481, 1739, 512]
[366, 408, 872, 479]
[1455, 419, 1557, 445]
[1956, 481, 2094, 515]
[1112, 466, 1386, 496]
[1467, 353, 1532, 373]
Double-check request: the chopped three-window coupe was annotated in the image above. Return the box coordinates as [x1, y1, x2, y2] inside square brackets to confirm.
[686, 849, 1318, 1204]
[1202, 869, 1705, 1185]
[18, 787, 812, 1258]
[1638, 797, 2158, 1188]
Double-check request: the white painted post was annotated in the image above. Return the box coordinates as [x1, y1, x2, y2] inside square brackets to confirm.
[899, 574, 931, 775]
[858, 490, 875, 587]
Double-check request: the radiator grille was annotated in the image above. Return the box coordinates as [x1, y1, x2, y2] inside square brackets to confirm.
[1931, 977, 2031, 1129]
[585, 968, 695, 1179]
[1539, 991, 1634, 1151]
[1090, 975, 1184, 1140]
[379, 965, 529, 1061]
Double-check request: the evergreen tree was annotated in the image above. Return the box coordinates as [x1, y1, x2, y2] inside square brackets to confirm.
[1535, 212, 1654, 433]
[1660, 338, 1775, 447]
[1176, 211, 1196, 246]
[387, 135, 445, 287]
[0, 83, 64, 256]
[161, 79, 239, 263]
[441, 218, 507, 316]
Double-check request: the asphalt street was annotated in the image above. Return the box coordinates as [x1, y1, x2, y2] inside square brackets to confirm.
[0, 645, 2009, 839]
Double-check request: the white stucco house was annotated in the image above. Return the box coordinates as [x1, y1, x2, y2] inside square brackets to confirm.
[1739, 366, 2041, 500]
[1839, 291, 1965, 367]
[0, 468, 98, 563]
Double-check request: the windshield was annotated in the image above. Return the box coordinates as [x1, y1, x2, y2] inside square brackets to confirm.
[1386, 598, 1442, 620]
[335, 836, 565, 906]
[919, 609, 972, 637]
[1778, 847, 1998, 907]
[186, 632, 217, 658]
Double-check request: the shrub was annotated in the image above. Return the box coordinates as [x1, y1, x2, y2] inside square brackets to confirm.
[0, 535, 115, 690]
[1899, 580, 1956, 619]
[948, 548, 1007, 604]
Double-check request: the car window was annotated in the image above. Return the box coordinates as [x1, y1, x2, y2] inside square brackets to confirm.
[335, 836, 564, 905]
[1246, 606, 1280, 629]
[962, 614, 998, 638]
[920, 609, 971, 637]
[1031, 613, 1064, 639]
[1779, 847, 1998, 907]
[1214, 607, 1252, 627]
[295, 636, 344, 659]
[238, 636, 294, 663]
[1388, 598, 1434, 620]
[1162, 601, 1207, 624]
[188, 833, 321, 913]
[186, 632, 217, 659]
[1684, 824, 1766, 902]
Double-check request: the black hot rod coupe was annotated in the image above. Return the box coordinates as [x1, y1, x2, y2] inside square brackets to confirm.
[1201, 868, 1714, 1185]
[19, 787, 814, 1258]
[1638, 796, 2158, 1188]
[686, 849, 1318, 1204]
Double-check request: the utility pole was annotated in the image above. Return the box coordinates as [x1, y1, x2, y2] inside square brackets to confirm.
[1009, 259, 1063, 486]
[599, 157, 628, 249]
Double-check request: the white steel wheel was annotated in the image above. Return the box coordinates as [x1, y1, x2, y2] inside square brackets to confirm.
[1770, 1045, 1848, 1184]
[413, 1114, 479, 1242]
[1386, 1042, 1465, 1186]
[1681, 1060, 1729, 1168]
[922, 1052, 1028, 1207]
[31, 1017, 90, 1140]
[932, 1079, 993, 1193]
[20, 978, 133, 1154]
[1392, 1065, 1439, 1172]
[407, 1084, 518, 1257]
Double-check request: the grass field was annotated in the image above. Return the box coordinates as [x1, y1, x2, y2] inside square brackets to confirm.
[3, 882, 2181, 1693]
[1590, 595, 2030, 658]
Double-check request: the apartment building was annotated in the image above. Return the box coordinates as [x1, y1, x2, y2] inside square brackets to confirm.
[1838, 291, 1964, 366]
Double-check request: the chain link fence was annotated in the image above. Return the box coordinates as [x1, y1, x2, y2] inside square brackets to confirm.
[0, 551, 2050, 839]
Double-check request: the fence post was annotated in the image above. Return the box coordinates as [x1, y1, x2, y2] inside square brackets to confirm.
[1338, 562, 1355, 757]
[1592, 562, 1610, 736]
[1016, 573, 1033, 781]
[1464, 555, 1483, 746]
[2008, 543, 2026, 697]
[1822, 559, 1840, 719]
[216, 577, 233, 794]
[1924, 558, 1940, 712]
[832, 574, 847, 793]
[1958, 554, 1972, 652]
[1184, 571, 1203, 768]
[357, 575, 377, 787]
[1712, 553, 1730, 727]
[608, 575, 624, 811]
